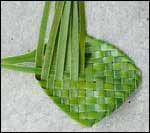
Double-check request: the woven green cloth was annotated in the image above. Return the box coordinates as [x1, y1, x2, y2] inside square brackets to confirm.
[38, 35, 142, 126]
[1, 2, 142, 127]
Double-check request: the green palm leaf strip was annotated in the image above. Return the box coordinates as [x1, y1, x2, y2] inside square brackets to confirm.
[35, 2, 51, 69]
[41, 2, 65, 80]
[55, 1, 71, 80]
[71, 2, 79, 80]
[1, 50, 36, 64]
[64, 14, 72, 73]
[79, 2, 86, 75]
[1, 64, 41, 75]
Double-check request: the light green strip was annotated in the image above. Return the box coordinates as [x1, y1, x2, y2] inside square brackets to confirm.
[35, 2, 51, 68]
[1, 50, 36, 64]
[1, 64, 41, 75]
[71, 2, 79, 80]
[55, 2, 71, 80]
[65, 8, 72, 73]
[79, 1, 86, 74]
[41, 2, 65, 80]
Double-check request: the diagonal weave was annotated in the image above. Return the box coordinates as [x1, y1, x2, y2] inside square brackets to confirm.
[38, 35, 142, 127]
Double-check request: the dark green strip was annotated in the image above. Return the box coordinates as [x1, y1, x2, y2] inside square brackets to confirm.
[79, 1, 86, 74]
[65, 7, 72, 73]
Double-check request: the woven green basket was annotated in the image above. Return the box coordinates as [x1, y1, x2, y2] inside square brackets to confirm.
[1, 2, 142, 127]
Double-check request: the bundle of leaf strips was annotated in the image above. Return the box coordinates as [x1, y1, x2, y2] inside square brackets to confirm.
[1, 2, 142, 127]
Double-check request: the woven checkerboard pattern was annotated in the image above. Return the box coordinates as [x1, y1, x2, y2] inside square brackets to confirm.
[37, 36, 141, 127]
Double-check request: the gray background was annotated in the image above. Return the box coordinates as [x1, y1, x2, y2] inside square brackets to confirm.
[1, 1, 149, 132]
